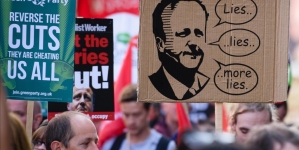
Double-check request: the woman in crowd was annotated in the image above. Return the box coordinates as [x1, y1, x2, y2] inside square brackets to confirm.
[9, 112, 32, 150]
[0, 80, 12, 150]
[32, 119, 48, 150]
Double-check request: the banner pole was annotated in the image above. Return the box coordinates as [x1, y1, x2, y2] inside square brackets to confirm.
[26, 101, 34, 140]
[215, 102, 223, 132]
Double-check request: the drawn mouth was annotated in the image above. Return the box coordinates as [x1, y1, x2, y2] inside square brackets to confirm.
[182, 44, 204, 59]
[191, 55, 197, 59]
[182, 52, 202, 59]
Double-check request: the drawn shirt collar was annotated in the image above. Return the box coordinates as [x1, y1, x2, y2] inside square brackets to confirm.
[163, 67, 208, 100]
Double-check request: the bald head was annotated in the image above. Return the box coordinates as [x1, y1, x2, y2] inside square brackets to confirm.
[7, 100, 42, 131]
[45, 111, 98, 150]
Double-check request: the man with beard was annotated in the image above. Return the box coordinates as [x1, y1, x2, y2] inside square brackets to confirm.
[150, 0, 210, 100]
[67, 86, 94, 112]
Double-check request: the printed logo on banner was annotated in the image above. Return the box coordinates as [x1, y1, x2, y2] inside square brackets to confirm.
[8, 0, 69, 6]
[31, 0, 46, 7]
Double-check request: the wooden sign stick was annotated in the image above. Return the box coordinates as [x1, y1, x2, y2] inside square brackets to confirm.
[26, 101, 34, 140]
[215, 102, 223, 132]
[182, 103, 189, 119]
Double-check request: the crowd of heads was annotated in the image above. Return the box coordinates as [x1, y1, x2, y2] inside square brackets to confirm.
[2, 82, 299, 150]
[2, 0, 299, 150]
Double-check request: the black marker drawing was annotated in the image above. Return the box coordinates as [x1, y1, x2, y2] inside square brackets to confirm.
[214, 0, 258, 27]
[214, 61, 258, 95]
[209, 29, 261, 57]
[150, 0, 210, 100]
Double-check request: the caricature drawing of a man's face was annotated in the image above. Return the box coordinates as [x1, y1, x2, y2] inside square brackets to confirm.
[150, 0, 210, 100]
[158, 1, 206, 69]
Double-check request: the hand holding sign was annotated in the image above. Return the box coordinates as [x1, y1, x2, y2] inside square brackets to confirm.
[215, 0, 257, 26]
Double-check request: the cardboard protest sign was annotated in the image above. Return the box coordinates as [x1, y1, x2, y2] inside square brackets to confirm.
[48, 18, 114, 120]
[138, 0, 289, 103]
[0, 0, 76, 102]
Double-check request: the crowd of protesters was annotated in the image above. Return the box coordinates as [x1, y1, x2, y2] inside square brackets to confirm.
[1, 79, 299, 150]
[2, 0, 299, 149]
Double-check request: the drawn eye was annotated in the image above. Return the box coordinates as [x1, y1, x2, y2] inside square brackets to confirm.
[194, 29, 204, 37]
[175, 28, 191, 37]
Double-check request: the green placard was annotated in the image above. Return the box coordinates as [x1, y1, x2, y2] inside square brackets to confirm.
[0, 0, 76, 102]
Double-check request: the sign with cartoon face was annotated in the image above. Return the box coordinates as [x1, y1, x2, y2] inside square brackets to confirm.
[138, 0, 289, 103]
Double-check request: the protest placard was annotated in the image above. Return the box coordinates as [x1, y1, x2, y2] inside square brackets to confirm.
[0, 0, 76, 102]
[48, 18, 114, 120]
[138, 0, 289, 103]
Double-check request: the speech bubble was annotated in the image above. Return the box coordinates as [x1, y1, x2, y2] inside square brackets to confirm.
[215, 0, 257, 27]
[214, 61, 258, 95]
[209, 29, 260, 57]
